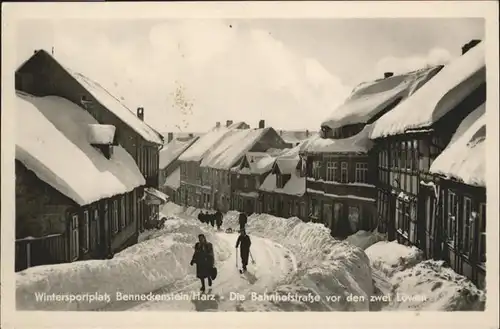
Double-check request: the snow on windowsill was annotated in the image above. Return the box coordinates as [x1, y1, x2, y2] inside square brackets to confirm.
[306, 188, 376, 202]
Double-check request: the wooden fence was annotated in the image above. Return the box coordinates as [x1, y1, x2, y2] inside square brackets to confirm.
[15, 233, 67, 272]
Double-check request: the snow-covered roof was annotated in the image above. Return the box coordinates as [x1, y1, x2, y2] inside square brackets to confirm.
[19, 50, 164, 145]
[159, 137, 198, 169]
[244, 152, 276, 174]
[430, 103, 486, 187]
[178, 126, 232, 162]
[279, 130, 317, 144]
[322, 66, 442, 130]
[144, 187, 169, 203]
[15, 92, 145, 206]
[300, 125, 374, 154]
[370, 42, 485, 139]
[163, 167, 181, 190]
[200, 128, 269, 170]
[259, 147, 305, 196]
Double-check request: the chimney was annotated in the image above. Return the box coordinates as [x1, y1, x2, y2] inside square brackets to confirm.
[259, 120, 265, 129]
[137, 107, 144, 121]
[188, 133, 194, 138]
[280, 130, 283, 136]
[216, 122, 221, 128]
[167, 132, 174, 143]
[306, 130, 310, 137]
[462, 39, 481, 55]
[384, 72, 394, 79]
[226, 120, 233, 127]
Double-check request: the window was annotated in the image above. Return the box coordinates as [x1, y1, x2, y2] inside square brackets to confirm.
[255, 177, 260, 189]
[462, 197, 473, 256]
[326, 161, 337, 181]
[310, 199, 320, 218]
[323, 203, 333, 228]
[300, 202, 306, 218]
[391, 143, 397, 168]
[70, 214, 79, 261]
[355, 163, 368, 183]
[91, 208, 99, 250]
[401, 141, 406, 169]
[81, 210, 90, 252]
[333, 202, 343, 225]
[112, 200, 119, 233]
[406, 141, 412, 170]
[312, 161, 322, 180]
[120, 196, 126, 228]
[340, 162, 348, 183]
[244, 177, 249, 188]
[348, 206, 360, 233]
[277, 175, 284, 188]
[412, 140, 418, 170]
[447, 191, 458, 246]
[479, 203, 486, 264]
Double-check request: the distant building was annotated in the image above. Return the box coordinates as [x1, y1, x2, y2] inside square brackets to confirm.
[159, 136, 199, 202]
[259, 146, 308, 220]
[177, 120, 290, 212]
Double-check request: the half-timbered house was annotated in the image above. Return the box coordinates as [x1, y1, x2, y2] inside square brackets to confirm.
[300, 65, 442, 238]
[15, 92, 146, 271]
[369, 40, 485, 252]
[15, 49, 166, 237]
[426, 103, 486, 288]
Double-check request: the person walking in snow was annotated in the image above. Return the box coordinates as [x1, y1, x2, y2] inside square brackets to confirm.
[197, 212, 203, 223]
[208, 213, 215, 228]
[238, 212, 248, 232]
[215, 210, 223, 231]
[235, 229, 252, 272]
[200, 212, 208, 225]
[190, 234, 214, 292]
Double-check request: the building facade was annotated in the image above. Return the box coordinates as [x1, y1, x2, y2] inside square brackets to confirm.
[369, 40, 486, 287]
[15, 49, 165, 238]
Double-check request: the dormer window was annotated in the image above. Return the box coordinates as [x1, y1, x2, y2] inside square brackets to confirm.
[320, 123, 365, 140]
[276, 174, 284, 188]
[88, 124, 116, 160]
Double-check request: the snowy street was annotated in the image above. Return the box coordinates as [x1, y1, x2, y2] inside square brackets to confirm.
[15, 203, 486, 312]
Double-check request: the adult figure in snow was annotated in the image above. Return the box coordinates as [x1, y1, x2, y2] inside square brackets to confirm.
[200, 211, 208, 225]
[235, 229, 252, 272]
[215, 209, 223, 231]
[238, 212, 248, 232]
[190, 234, 215, 292]
[209, 213, 216, 227]
[197, 212, 203, 223]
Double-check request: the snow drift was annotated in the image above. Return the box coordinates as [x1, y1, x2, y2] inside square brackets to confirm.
[16, 216, 230, 311]
[223, 212, 374, 311]
[365, 241, 485, 311]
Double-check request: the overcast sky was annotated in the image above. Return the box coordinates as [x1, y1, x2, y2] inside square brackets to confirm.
[16, 18, 484, 132]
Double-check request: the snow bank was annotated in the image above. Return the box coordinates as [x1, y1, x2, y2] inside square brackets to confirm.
[365, 241, 485, 311]
[224, 212, 374, 311]
[16, 216, 230, 311]
[200, 128, 268, 170]
[15, 93, 145, 206]
[430, 103, 486, 186]
[346, 230, 386, 251]
[370, 42, 485, 139]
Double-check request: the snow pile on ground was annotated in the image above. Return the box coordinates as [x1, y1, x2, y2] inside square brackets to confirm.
[365, 241, 485, 311]
[16, 216, 230, 311]
[224, 212, 374, 311]
[346, 230, 386, 251]
[365, 241, 424, 277]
